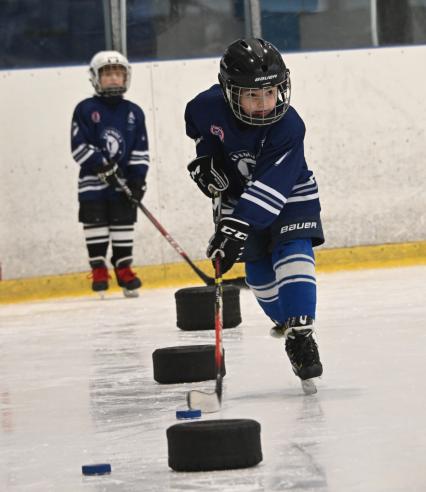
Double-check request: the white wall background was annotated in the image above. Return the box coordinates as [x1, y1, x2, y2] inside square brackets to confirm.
[0, 46, 425, 280]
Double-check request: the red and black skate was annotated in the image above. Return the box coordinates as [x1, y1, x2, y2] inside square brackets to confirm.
[114, 265, 142, 297]
[88, 266, 110, 297]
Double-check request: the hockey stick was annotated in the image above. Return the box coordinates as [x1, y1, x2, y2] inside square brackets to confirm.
[114, 177, 246, 287]
[187, 192, 224, 413]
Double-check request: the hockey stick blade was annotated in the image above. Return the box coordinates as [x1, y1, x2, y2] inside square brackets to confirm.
[186, 350, 223, 413]
[187, 389, 221, 413]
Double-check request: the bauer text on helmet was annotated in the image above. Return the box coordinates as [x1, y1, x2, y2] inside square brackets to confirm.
[218, 38, 291, 126]
[89, 51, 132, 97]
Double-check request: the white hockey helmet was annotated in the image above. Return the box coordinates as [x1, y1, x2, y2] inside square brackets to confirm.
[89, 50, 131, 96]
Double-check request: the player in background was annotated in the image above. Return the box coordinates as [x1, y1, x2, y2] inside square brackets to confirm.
[71, 51, 149, 297]
[185, 38, 324, 390]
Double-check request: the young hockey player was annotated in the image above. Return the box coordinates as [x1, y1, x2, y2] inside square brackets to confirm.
[71, 51, 149, 297]
[185, 38, 324, 392]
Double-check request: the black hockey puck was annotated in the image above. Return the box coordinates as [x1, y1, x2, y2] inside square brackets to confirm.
[152, 344, 225, 384]
[167, 419, 262, 471]
[175, 285, 241, 330]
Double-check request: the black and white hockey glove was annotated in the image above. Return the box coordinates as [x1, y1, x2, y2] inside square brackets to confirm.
[187, 155, 229, 198]
[206, 217, 250, 274]
[128, 178, 147, 203]
[97, 161, 122, 186]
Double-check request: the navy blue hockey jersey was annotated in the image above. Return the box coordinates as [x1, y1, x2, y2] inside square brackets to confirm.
[185, 84, 320, 230]
[71, 96, 149, 201]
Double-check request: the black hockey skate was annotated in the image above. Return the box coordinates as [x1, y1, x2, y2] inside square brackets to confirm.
[114, 265, 142, 298]
[284, 317, 322, 380]
[283, 317, 322, 394]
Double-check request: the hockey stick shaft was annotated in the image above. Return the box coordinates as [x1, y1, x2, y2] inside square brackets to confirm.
[186, 192, 224, 412]
[138, 203, 215, 285]
[213, 252, 224, 404]
[213, 191, 224, 403]
[115, 178, 215, 285]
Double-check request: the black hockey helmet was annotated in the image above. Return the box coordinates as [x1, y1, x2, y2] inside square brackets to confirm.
[219, 38, 291, 126]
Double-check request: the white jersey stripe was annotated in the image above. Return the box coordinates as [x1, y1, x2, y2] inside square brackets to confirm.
[248, 188, 284, 209]
[292, 185, 318, 195]
[128, 160, 149, 165]
[79, 184, 109, 192]
[275, 150, 291, 165]
[240, 193, 281, 215]
[77, 149, 95, 165]
[252, 180, 287, 203]
[286, 192, 319, 203]
[292, 177, 316, 190]
[130, 150, 149, 156]
[72, 143, 86, 158]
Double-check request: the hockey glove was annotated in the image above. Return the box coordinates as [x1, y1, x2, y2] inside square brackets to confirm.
[187, 155, 229, 198]
[97, 161, 122, 186]
[128, 178, 147, 203]
[206, 217, 250, 274]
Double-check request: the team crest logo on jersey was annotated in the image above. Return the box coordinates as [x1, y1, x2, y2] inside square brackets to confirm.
[91, 111, 101, 123]
[128, 111, 135, 124]
[101, 128, 126, 161]
[229, 150, 256, 182]
[210, 125, 224, 142]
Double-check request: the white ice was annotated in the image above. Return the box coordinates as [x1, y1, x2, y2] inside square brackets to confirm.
[0, 266, 425, 492]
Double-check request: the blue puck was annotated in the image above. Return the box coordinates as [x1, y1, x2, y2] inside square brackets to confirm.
[82, 463, 111, 475]
[176, 408, 201, 420]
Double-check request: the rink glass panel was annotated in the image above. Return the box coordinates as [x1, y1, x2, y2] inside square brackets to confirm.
[1, 0, 425, 69]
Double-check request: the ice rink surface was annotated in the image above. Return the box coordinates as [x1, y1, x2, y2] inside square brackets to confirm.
[1, 266, 425, 492]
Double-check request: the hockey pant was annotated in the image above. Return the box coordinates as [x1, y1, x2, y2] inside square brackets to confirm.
[245, 239, 316, 324]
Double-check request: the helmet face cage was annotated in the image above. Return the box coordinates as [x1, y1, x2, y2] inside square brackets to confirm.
[225, 74, 291, 126]
[89, 51, 131, 97]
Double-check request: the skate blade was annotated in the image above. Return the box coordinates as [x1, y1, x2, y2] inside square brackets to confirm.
[123, 288, 139, 298]
[301, 378, 317, 395]
[96, 291, 107, 300]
